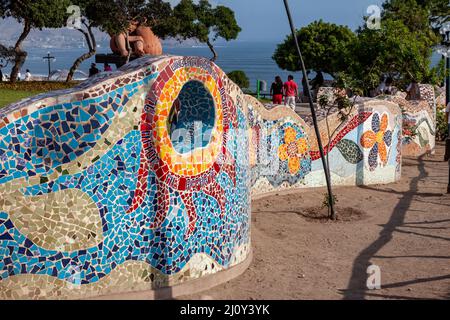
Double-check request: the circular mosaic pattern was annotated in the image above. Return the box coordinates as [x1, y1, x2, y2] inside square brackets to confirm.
[140, 57, 232, 192]
[154, 68, 223, 176]
[168, 80, 216, 154]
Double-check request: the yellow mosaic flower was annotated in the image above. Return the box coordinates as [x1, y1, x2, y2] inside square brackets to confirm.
[278, 127, 309, 175]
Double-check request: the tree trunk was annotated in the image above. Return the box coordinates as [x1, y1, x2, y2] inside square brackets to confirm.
[66, 24, 96, 82]
[66, 49, 96, 82]
[206, 39, 218, 62]
[10, 20, 31, 83]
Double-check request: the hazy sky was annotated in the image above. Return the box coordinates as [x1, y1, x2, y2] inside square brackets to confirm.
[169, 0, 385, 42]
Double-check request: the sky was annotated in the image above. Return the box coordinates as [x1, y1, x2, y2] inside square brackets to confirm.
[168, 0, 385, 42]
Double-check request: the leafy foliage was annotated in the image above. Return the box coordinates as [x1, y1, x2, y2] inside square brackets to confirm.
[389, 0, 450, 34]
[0, 43, 14, 63]
[436, 107, 449, 140]
[350, 18, 443, 94]
[1, 0, 71, 29]
[272, 20, 356, 77]
[227, 70, 249, 89]
[273, 1, 447, 94]
[160, 0, 241, 60]
[93, 0, 172, 35]
[322, 193, 338, 210]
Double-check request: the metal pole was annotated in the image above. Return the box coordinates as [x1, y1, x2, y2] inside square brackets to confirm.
[43, 53, 54, 80]
[257, 80, 260, 99]
[47, 54, 51, 79]
[447, 139, 450, 194]
[282, 0, 336, 219]
[447, 158, 450, 194]
[446, 56, 450, 106]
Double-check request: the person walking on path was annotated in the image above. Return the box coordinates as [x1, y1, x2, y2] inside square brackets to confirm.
[270, 76, 284, 105]
[284, 75, 299, 111]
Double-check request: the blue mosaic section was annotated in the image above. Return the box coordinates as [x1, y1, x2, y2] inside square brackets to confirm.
[0, 73, 158, 185]
[0, 108, 249, 284]
[170, 80, 216, 153]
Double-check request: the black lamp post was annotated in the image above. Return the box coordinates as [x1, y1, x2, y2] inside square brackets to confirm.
[436, 22, 450, 194]
[436, 23, 450, 104]
[282, 0, 336, 219]
[43, 52, 55, 80]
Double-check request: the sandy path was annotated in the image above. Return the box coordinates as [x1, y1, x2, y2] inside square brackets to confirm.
[182, 143, 450, 300]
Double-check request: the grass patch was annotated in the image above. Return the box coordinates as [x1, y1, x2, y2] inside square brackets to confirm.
[0, 89, 43, 108]
[0, 81, 78, 108]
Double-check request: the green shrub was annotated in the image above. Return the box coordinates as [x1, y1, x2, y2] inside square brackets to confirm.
[436, 107, 449, 141]
[227, 70, 250, 89]
[322, 193, 338, 209]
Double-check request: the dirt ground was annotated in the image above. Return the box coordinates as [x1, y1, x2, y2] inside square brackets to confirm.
[182, 142, 450, 300]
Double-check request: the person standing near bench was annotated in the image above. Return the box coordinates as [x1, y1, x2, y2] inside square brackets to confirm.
[270, 76, 284, 105]
[284, 75, 299, 111]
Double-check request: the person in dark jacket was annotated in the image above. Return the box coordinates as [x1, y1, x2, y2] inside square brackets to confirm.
[270, 76, 284, 105]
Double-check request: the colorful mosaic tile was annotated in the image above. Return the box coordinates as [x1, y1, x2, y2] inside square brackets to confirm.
[0, 55, 410, 300]
[0, 56, 250, 299]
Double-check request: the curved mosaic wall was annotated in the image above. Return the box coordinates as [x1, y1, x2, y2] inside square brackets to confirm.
[246, 96, 403, 196]
[0, 55, 405, 299]
[317, 85, 437, 158]
[387, 85, 436, 157]
[0, 56, 250, 299]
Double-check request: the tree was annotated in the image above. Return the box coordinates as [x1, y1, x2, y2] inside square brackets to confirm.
[164, 0, 241, 61]
[227, 70, 249, 89]
[272, 20, 356, 77]
[385, 0, 450, 34]
[65, 1, 98, 82]
[345, 1, 445, 94]
[0, 43, 15, 66]
[0, 0, 70, 82]
[382, 0, 439, 44]
[273, 1, 447, 94]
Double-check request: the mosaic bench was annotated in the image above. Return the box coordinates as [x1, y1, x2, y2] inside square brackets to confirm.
[316, 86, 437, 158]
[1, 55, 404, 299]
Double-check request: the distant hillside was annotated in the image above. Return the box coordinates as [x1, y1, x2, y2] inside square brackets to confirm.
[0, 18, 202, 50]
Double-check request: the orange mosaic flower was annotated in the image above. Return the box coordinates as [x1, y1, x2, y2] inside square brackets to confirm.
[278, 127, 309, 175]
[360, 113, 393, 170]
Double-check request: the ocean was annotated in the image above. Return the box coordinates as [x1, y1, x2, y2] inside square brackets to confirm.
[0, 41, 442, 92]
[0, 42, 318, 91]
